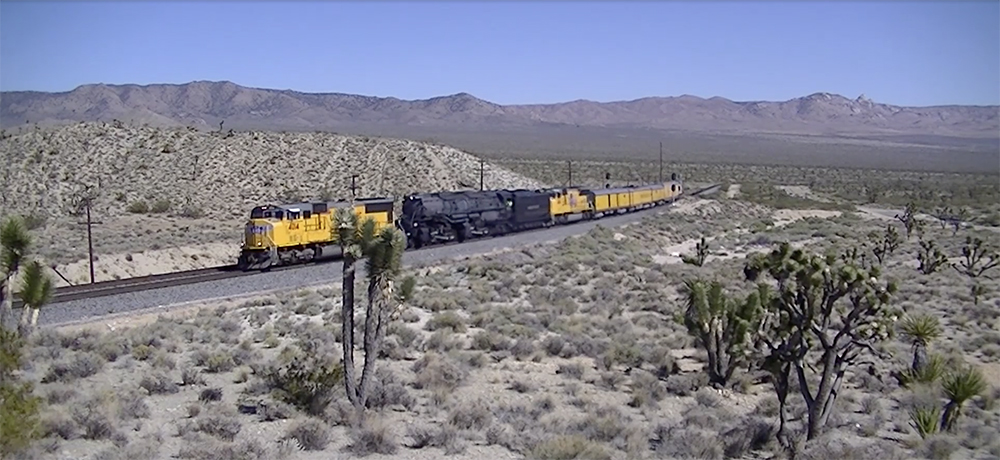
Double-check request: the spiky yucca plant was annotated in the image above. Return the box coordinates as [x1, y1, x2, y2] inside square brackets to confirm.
[899, 313, 942, 374]
[940, 365, 987, 432]
[900, 353, 947, 386]
[909, 405, 941, 439]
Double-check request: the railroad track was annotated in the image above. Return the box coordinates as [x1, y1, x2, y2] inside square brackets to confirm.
[11, 183, 720, 309]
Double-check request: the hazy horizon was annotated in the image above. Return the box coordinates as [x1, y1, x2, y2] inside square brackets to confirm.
[1, 1, 998, 107]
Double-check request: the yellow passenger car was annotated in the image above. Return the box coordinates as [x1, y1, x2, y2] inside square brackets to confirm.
[583, 181, 683, 217]
[238, 197, 395, 271]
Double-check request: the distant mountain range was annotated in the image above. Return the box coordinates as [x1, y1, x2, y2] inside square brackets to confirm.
[2, 80, 997, 138]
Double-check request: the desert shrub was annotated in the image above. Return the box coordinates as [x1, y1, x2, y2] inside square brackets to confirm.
[1, 329, 44, 457]
[42, 351, 105, 382]
[425, 311, 467, 333]
[199, 387, 223, 402]
[412, 352, 468, 391]
[139, 372, 180, 395]
[528, 434, 611, 460]
[408, 424, 465, 453]
[556, 362, 586, 380]
[347, 416, 397, 456]
[195, 406, 242, 441]
[150, 199, 171, 213]
[126, 201, 149, 213]
[448, 399, 493, 431]
[259, 353, 343, 416]
[284, 418, 331, 451]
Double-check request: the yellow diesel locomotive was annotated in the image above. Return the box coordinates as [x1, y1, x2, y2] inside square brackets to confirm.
[238, 197, 395, 271]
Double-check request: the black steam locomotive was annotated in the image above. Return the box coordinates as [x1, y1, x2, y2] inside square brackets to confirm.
[397, 189, 552, 249]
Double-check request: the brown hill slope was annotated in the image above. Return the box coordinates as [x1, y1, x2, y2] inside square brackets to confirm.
[0, 122, 545, 271]
[2, 81, 997, 138]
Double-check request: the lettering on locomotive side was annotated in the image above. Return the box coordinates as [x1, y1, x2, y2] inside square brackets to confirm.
[247, 225, 269, 234]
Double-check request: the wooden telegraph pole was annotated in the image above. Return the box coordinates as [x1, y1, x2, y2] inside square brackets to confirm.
[76, 195, 102, 284]
[659, 142, 663, 183]
[567, 161, 572, 187]
[350, 175, 358, 198]
[480, 159, 484, 191]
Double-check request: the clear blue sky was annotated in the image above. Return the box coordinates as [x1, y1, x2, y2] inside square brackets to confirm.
[1, 1, 998, 107]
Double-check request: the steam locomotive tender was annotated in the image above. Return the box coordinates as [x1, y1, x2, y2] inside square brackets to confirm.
[398, 189, 553, 249]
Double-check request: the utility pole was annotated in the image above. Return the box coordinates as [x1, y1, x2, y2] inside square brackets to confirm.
[658, 142, 664, 183]
[567, 160, 572, 187]
[75, 196, 102, 285]
[480, 159, 484, 191]
[350, 175, 358, 198]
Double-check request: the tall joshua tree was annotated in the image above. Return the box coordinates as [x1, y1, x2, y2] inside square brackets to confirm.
[0, 217, 31, 332]
[333, 206, 378, 409]
[744, 242, 898, 445]
[680, 278, 766, 388]
[356, 224, 415, 410]
[333, 207, 414, 413]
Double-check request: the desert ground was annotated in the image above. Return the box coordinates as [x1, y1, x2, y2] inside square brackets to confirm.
[4, 189, 1000, 460]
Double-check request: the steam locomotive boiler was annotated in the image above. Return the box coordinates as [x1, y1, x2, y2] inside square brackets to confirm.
[397, 189, 553, 249]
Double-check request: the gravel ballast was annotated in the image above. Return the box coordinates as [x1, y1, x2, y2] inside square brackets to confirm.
[38, 201, 692, 327]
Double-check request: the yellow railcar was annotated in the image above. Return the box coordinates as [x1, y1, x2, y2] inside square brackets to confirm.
[548, 188, 593, 224]
[582, 181, 683, 217]
[239, 197, 395, 271]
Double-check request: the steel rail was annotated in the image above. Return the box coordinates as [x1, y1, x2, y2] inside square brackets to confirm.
[10, 183, 719, 309]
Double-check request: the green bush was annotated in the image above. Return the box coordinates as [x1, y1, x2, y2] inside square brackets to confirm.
[127, 201, 149, 214]
[260, 354, 344, 416]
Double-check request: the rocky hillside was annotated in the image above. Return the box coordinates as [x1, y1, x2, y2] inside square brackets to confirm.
[0, 122, 544, 223]
[2, 81, 997, 138]
[0, 122, 547, 269]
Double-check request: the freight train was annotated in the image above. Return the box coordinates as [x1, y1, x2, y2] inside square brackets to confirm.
[237, 176, 683, 271]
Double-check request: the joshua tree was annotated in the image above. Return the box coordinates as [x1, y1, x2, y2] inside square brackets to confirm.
[16, 260, 53, 338]
[356, 224, 415, 411]
[681, 236, 710, 267]
[743, 242, 898, 445]
[952, 236, 999, 305]
[952, 236, 999, 279]
[333, 206, 377, 410]
[898, 313, 942, 374]
[0, 217, 31, 332]
[680, 278, 766, 388]
[895, 202, 922, 240]
[868, 225, 901, 266]
[332, 207, 414, 414]
[917, 239, 949, 275]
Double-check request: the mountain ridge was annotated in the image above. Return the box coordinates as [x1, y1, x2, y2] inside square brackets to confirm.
[2, 80, 998, 138]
